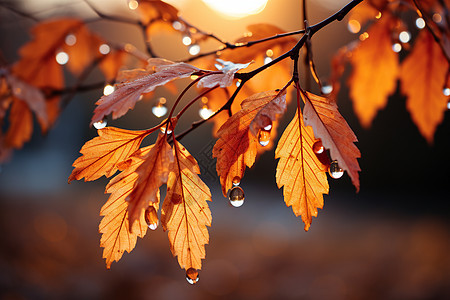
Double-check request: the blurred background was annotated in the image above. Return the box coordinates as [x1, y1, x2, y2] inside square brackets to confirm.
[1, 0, 449, 299]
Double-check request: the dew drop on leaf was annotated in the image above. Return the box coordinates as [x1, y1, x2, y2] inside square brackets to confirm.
[328, 160, 344, 179]
[321, 84, 333, 95]
[232, 176, 240, 186]
[93, 118, 107, 129]
[228, 186, 245, 207]
[258, 129, 270, 147]
[186, 268, 199, 285]
[145, 206, 159, 230]
[312, 140, 324, 154]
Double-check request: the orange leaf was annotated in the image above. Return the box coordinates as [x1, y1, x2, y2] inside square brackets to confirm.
[276, 111, 329, 231]
[161, 140, 212, 271]
[91, 59, 199, 124]
[62, 24, 104, 76]
[348, 14, 399, 128]
[302, 91, 361, 191]
[400, 30, 449, 143]
[6, 74, 47, 127]
[68, 127, 150, 182]
[213, 90, 286, 196]
[100, 146, 155, 268]
[126, 133, 173, 228]
[4, 98, 33, 149]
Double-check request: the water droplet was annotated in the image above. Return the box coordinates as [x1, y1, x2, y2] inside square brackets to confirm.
[65, 34, 76, 46]
[128, 0, 138, 10]
[145, 206, 159, 230]
[236, 79, 241, 87]
[312, 140, 324, 154]
[398, 31, 411, 44]
[328, 160, 344, 179]
[182, 35, 192, 46]
[188, 44, 201, 56]
[347, 19, 361, 33]
[152, 98, 168, 118]
[103, 84, 115, 96]
[432, 13, 442, 23]
[186, 268, 199, 285]
[93, 118, 107, 129]
[447, 100, 450, 110]
[99, 43, 110, 55]
[321, 84, 333, 95]
[443, 87, 450, 96]
[264, 56, 273, 64]
[232, 176, 240, 186]
[172, 21, 185, 31]
[416, 17, 425, 29]
[228, 186, 244, 207]
[392, 43, 402, 53]
[258, 129, 270, 147]
[199, 105, 213, 120]
[55, 51, 69, 65]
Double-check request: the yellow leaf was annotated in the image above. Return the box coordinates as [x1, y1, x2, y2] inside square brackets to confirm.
[100, 146, 155, 268]
[276, 110, 329, 231]
[68, 127, 151, 182]
[161, 140, 212, 271]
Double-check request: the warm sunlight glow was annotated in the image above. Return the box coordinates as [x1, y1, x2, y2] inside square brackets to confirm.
[202, 0, 268, 19]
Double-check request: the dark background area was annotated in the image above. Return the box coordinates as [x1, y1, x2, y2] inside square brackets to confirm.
[1, 0, 449, 299]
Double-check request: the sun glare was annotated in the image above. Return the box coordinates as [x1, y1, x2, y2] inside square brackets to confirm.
[202, 0, 268, 19]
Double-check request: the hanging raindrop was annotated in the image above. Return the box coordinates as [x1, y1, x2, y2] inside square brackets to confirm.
[321, 84, 333, 95]
[186, 268, 199, 285]
[228, 186, 245, 207]
[328, 160, 344, 179]
[145, 206, 159, 230]
[443, 87, 450, 97]
[152, 97, 168, 118]
[232, 176, 241, 186]
[93, 118, 107, 129]
[199, 105, 213, 120]
[312, 140, 324, 154]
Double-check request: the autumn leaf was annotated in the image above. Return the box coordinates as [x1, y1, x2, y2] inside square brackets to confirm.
[213, 90, 287, 196]
[5, 74, 47, 128]
[127, 133, 173, 228]
[91, 59, 199, 124]
[161, 140, 212, 271]
[276, 110, 329, 231]
[68, 127, 151, 182]
[302, 91, 361, 191]
[4, 98, 33, 149]
[400, 30, 449, 143]
[99, 146, 154, 269]
[348, 14, 399, 128]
